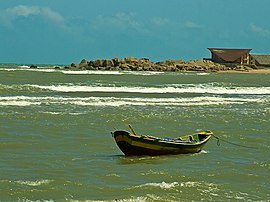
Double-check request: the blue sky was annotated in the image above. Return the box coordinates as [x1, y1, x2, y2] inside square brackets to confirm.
[0, 0, 270, 64]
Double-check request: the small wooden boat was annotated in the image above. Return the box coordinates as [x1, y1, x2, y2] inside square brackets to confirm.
[112, 126, 213, 156]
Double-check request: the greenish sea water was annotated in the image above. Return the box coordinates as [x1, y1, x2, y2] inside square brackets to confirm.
[0, 64, 269, 201]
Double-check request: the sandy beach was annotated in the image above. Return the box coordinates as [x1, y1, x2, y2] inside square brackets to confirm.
[223, 69, 270, 74]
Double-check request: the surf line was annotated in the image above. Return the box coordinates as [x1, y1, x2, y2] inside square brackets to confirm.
[212, 134, 258, 149]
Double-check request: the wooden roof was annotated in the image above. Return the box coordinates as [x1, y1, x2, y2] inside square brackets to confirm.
[251, 54, 270, 65]
[208, 48, 252, 62]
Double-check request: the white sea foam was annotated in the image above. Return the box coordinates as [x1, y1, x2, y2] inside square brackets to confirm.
[62, 70, 124, 75]
[180, 181, 201, 187]
[0, 68, 56, 73]
[61, 70, 163, 75]
[140, 170, 167, 176]
[199, 150, 208, 154]
[0, 96, 42, 106]
[0, 95, 266, 107]
[0, 68, 17, 72]
[15, 179, 53, 186]
[134, 181, 179, 190]
[42, 111, 84, 115]
[18, 65, 30, 68]
[19, 199, 54, 202]
[42, 111, 62, 115]
[0, 67, 164, 75]
[196, 72, 210, 75]
[69, 197, 148, 202]
[122, 71, 164, 75]
[27, 84, 270, 95]
[35, 69, 56, 73]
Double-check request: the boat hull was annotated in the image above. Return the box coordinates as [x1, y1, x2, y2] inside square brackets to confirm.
[112, 130, 212, 156]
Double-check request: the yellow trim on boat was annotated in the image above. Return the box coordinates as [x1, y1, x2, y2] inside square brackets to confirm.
[132, 140, 179, 151]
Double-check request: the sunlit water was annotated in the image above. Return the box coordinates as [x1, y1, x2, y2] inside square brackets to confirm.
[0, 64, 269, 201]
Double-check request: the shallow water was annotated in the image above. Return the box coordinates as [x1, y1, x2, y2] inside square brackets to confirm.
[0, 65, 269, 201]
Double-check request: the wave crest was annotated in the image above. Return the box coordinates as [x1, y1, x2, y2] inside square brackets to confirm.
[0, 95, 268, 107]
[132, 181, 179, 190]
[15, 179, 53, 186]
[27, 84, 270, 95]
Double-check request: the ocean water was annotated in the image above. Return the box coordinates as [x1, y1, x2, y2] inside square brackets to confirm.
[0, 64, 269, 201]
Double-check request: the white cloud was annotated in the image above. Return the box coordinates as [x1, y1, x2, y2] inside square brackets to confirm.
[184, 21, 200, 29]
[40, 7, 64, 24]
[6, 5, 40, 17]
[151, 17, 170, 26]
[0, 5, 64, 27]
[94, 12, 144, 32]
[250, 23, 270, 37]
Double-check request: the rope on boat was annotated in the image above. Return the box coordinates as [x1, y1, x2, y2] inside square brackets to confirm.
[212, 134, 257, 149]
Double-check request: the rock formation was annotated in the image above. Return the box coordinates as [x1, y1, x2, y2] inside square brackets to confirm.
[64, 57, 256, 72]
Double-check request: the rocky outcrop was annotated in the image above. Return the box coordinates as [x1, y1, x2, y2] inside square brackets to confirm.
[30, 64, 38, 68]
[66, 57, 257, 72]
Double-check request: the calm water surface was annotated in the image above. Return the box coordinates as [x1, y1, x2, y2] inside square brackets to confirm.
[0, 64, 269, 201]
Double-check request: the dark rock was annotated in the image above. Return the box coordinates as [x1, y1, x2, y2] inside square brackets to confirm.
[71, 63, 77, 67]
[112, 57, 120, 67]
[103, 59, 114, 67]
[89, 59, 104, 67]
[119, 63, 130, 70]
[80, 59, 88, 64]
[85, 66, 96, 70]
[70, 57, 251, 72]
[79, 59, 88, 68]
[30, 64, 38, 68]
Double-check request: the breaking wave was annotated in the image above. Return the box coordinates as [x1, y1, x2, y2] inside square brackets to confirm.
[1, 83, 270, 95]
[0, 67, 56, 73]
[15, 179, 53, 186]
[0, 67, 164, 75]
[0, 95, 267, 107]
[131, 181, 179, 190]
[62, 70, 164, 75]
[27, 84, 270, 95]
